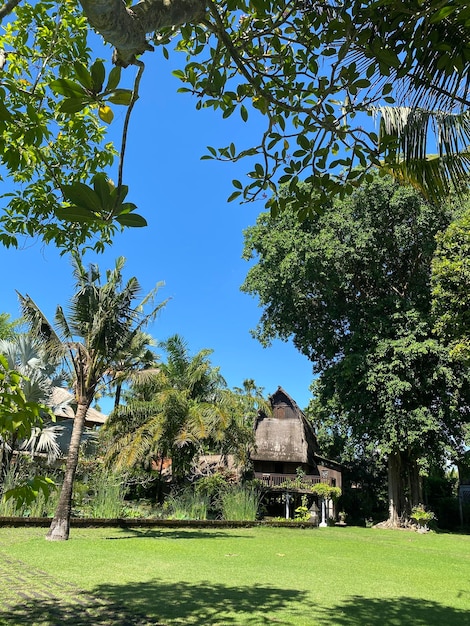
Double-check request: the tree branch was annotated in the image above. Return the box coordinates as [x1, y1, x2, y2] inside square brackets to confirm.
[0, 0, 21, 22]
[78, 0, 207, 66]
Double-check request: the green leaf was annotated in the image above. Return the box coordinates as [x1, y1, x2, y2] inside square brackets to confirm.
[116, 213, 147, 227]
[240, 105, 248, 122]
[58, 98, 88, 113]
[93, 173, 113, 211]
[62, 182, 103, 212]
[106, 89, 133, 106]
[91, 59, 106, 93]
[73, 62, 93, 90]
[429, 6, 456, 23]
[105, 66, 122, 92]
[227, 191, 241, 202]
[50, 78, 86, 98]
[56, 206, 101, 224]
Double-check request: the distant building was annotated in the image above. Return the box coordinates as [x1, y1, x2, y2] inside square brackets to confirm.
[252, 387, 342, 520]
[51, 387, 107, 455]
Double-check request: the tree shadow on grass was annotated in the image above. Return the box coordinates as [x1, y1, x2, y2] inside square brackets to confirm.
[316, 596, 470, 626]
[0, 579, 305, 626]
[103, 528, 254, 541]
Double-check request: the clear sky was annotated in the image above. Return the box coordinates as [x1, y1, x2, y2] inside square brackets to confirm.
[0, 38, 316, 412]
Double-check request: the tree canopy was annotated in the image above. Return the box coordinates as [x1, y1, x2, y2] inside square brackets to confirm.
[2, 0, 470, 253]
[242, 175, 469, 525]
[432, 206, 470, 363]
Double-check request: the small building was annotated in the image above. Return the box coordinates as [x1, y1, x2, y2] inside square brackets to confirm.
[50, 387, 107, 455]
[251, 386, 342, 521]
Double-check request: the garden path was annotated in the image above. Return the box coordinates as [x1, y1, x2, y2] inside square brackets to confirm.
[0, 550, 160, 626]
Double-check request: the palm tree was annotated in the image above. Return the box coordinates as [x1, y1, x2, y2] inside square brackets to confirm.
[18, 254, 166, 540]
[103, 334, 231, 488]
[107, 330, 159, 411]
[0, 335, 64, 489]
[347, 4, 470, 202]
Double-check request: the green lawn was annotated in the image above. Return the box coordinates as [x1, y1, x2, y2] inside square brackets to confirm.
[0, 525, 469, 625]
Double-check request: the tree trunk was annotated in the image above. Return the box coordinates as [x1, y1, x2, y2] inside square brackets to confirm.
[387, 451, 402, 528]
[46, 403, 89, 541]
[409, 460, 423, 508]
[79, 0, 207, 66]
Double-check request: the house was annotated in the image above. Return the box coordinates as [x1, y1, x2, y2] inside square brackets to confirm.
[251, 386, 342, 521]
[50, 387, 107, 455]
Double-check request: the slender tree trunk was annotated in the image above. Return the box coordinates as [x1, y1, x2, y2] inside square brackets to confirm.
[387, 451, 402, 528]
[409, 460, 423, 508]
[46, 403, 89, 541]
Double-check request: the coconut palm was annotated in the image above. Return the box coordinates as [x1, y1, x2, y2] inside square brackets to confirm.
[18, 254, 166, 540]
[107, 330, 159, 411]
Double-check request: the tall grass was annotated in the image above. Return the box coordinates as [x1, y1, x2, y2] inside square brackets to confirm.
[221, 485, 260, 521]
[90, 472, 126, 519]
[164, 489, 208, 520]
[0, 468, 58, 517]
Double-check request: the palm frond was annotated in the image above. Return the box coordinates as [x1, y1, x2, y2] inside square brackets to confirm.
[16, 293, 66, 363]
[374, 106, 470, 201]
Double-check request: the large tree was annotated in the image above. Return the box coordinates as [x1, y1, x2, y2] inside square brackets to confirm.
[242, 175, 469, 526]
[2, 0, 470, 252]
[19, 254, 166, 540]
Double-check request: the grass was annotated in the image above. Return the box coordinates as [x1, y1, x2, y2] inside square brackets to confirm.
[0, 525, 469, 625]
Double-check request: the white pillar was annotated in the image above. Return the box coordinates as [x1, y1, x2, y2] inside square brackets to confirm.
[319, 498, 327, 527]
[285, 492, 291, 519]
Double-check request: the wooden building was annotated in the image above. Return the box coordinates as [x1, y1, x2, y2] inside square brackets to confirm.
[251, 387, 342, 520]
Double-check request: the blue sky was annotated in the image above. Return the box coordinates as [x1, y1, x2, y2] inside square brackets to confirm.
[0, 40, 316, 412]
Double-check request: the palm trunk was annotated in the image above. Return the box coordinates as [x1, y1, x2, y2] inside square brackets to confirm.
[46, 403, 89, 541]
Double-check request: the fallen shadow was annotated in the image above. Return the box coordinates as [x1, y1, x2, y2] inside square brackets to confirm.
[0, 579, 305, 626]
[315, 595, 470, 626]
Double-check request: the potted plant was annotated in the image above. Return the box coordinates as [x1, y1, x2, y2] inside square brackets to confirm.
[410, 504, 436, 532]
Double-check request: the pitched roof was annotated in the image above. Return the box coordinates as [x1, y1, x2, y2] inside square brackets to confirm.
[50, 387, 108, 425]
[251, 386, 319, 464]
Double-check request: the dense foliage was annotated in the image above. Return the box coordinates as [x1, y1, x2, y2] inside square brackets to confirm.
[2, 1, 470, 252]
[242, 175, 470, 524]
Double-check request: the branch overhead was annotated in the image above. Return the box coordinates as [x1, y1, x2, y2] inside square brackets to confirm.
[79, 0, 207, 66]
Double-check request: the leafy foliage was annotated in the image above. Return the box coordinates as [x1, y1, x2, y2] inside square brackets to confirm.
[0, 353, 56, 505]
[4, 0, 470, 249]
[19, 254, 166, 539]
[242, 175, 469, 521]
[432, 206, 470, 362]
[0, 1, 144, 251]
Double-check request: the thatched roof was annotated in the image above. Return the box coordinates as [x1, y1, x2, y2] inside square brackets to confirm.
[251, 387, 319, 464]
[50, 387, 107, 425]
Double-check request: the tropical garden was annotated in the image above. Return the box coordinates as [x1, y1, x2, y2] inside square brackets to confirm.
[1, 0, 470, 622]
